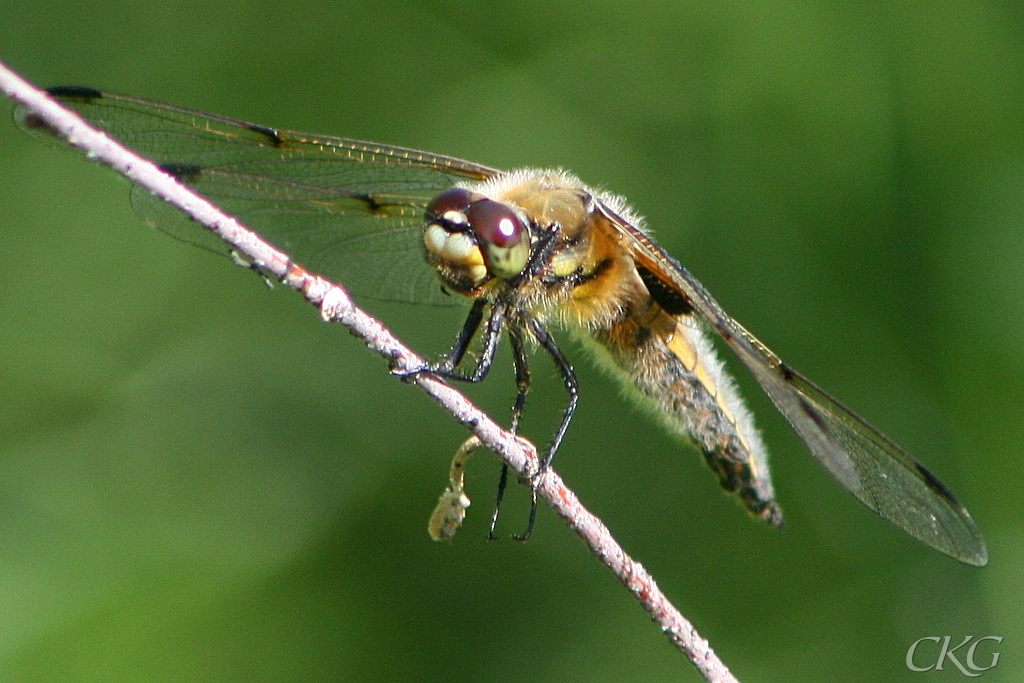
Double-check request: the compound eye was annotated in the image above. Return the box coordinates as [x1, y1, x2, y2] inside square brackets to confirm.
[465, 199, 530, 278]
[425, 187, 476, 224]
[465, 199, 525, 249]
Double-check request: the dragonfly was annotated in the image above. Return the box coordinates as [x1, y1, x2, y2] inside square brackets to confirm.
[17, 87, 988, 565]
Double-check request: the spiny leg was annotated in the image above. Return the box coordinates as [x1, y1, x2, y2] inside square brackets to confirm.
[488, 319, 532, 539]
[528, 316, 579, 469]
[398, 300, 505, 384]
[439, 298, 487, 371]
[435, 302, 506, 382]
[509, 316, 578, 541]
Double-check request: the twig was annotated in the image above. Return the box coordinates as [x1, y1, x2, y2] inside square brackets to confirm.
[0, 60, 740, 683]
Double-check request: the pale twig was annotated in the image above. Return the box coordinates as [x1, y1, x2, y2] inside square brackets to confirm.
[0, 60, 740, 683]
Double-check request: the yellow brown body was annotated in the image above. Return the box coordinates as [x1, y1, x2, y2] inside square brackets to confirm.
[426, 170, 780, 524]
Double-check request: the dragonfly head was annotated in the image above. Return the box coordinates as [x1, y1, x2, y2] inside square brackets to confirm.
[422, 187, 531, 294]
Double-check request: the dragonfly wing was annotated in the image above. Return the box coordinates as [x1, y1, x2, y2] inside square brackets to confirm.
[21, 87, 500, 306]
[126, 167, 456, 305]
[735, 345, 988, 566]
[600, 203, 988, 566]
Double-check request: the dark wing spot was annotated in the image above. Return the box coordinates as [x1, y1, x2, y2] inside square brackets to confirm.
[47, 86, 103, 101]
[780, 362, 796, 381]
[244, 122, 285, 147]
[18, 111, 57, 135]
[20, 87, 104, 135]
[637, 265, 693, 316]
[352, 192, 384, 214]
[354, 191, 397, 215]
[159, 163, 204, 184]
[915, 461, 962, 506]
[797, 396, 829, 432]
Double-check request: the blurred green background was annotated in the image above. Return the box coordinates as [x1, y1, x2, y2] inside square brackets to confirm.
[2, 1, 1021, 681]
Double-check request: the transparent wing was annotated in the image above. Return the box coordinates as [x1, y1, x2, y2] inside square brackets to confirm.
[18, 87, 501, 305]
[18, 88, 987, 563]
[600, 203, 989, 566]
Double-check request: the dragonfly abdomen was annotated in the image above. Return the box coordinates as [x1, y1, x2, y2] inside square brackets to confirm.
[583, 302, 783, 527]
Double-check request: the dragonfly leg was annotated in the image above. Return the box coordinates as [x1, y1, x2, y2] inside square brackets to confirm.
[489, 320, 532, 540]
[511, 316, 577, 542]
[394, 299, 504, 383]
[437, 298, 487, 371]
[528, 316, 579, 469]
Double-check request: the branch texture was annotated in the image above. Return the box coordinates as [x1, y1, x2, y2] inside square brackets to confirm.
[1, 60, 739, 683]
